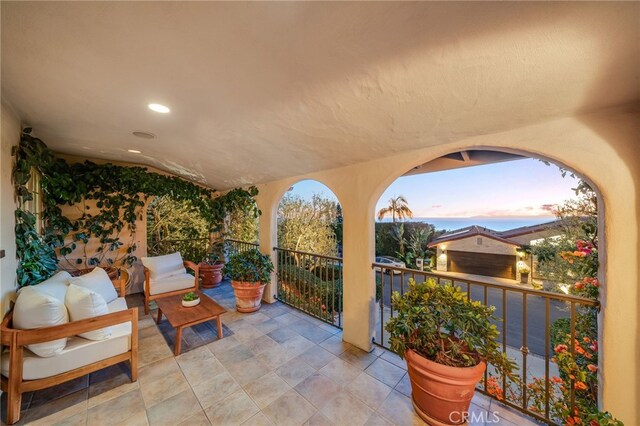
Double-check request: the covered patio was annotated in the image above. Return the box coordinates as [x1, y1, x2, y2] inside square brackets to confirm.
[5, 279, 539, 426]
[1, 2, 639, 425]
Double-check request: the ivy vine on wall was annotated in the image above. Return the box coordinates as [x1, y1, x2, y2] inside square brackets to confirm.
[13, 128, 259, 287]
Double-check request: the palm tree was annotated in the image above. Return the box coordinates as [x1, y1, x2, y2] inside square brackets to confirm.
[377, 195, 413, 222]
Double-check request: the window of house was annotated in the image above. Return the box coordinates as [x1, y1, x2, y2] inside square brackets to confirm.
[477, 237, 483, 245]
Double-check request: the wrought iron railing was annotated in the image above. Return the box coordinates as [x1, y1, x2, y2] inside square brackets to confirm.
[372, 263, 599, 425]
[225, 238, 259, 257]
[274, 247, 343, 328]
[147, 238, 211, 263]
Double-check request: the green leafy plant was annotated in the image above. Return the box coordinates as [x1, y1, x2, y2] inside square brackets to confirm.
[12, 128, 259, 287]
[182, 292, 199, 302]
[224, 248, 274, 285]
[385, 279, 518, 380]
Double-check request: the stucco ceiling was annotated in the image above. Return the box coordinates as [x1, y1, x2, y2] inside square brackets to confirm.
[2, 2, 639, 189]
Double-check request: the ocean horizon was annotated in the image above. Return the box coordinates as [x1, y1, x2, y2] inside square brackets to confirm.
[378, 216, 556, 232]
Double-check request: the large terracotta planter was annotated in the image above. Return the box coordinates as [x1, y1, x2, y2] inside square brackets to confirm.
[231, 280, 266, 313]
[405, 349, 486, 426]
[199, 262, 225, 288]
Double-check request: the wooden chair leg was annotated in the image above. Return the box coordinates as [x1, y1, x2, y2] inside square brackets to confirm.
[130, 308, 138, 382]
[6, 336, 23, 425]
[6, 386, 22, 425]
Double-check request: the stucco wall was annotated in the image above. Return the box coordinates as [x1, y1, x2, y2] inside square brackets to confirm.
[0, 103, 21, 314]
[255, 107, 640, 423]
[439, 236, 518, 256]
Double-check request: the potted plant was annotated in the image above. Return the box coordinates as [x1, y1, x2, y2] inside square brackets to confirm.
[386, 279, 518, 425]
[182, 291, 200, 307]
[517, 261, 530, 284]
[224, 248, 274, 313]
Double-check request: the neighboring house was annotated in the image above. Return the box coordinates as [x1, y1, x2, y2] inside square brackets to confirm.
[428, 220, 564, 281]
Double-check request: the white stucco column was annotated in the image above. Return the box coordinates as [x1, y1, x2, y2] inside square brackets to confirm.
[339, 193, 377, 352]
[254, 180, 296, 304]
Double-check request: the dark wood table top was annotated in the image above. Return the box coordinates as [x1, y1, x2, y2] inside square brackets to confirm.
[155, 291, 226, 329]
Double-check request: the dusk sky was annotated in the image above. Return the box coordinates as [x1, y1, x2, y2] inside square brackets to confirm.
[289, 158, 580, 219]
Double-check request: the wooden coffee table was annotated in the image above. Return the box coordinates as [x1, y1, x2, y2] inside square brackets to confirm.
[155, 291, 227, 355]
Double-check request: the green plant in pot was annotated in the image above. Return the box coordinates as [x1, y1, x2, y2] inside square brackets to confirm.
[386, 279, 519, 425]
[224, 248, 274, 313]
[198, 242, 226, 288]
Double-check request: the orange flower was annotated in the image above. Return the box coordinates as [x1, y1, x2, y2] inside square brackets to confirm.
[554, 344, 568, 353]
[575, 381, 588, 391]
[587, 364, 598, 373]
[583, 337, 591, 343]
[551, 376, 564, 384]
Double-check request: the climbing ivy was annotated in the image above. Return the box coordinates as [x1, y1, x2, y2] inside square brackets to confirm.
[13, 128, 259, 287]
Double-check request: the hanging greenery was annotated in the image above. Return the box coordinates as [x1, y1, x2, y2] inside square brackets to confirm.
[13, 128, 259, 287]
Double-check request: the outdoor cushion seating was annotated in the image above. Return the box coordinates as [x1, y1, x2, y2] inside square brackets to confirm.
[0, 268, 138, 425]
[141, 252, 199, 314]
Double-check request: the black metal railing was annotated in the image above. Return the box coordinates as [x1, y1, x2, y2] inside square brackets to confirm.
[274, 247, 343, 328]
[225, 238, 260, 257]
[372, 263, 599, 425]
[148, 238, 211, 263]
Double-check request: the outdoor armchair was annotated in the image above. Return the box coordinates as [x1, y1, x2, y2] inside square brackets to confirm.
[141, 252, 199, 315]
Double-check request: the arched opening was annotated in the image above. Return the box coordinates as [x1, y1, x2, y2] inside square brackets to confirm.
[274, 179, 344, 328]
[372, 149, 604, 424]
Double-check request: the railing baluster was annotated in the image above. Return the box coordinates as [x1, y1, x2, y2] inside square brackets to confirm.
[545, 297, 550, 420]
[503, 288, 508, 402]
[522, 293, 528, 409]
[570, 301, 576, 418]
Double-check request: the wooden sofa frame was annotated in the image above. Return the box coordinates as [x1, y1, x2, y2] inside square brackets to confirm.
[0, 306, 139, 424]
[143, 260, 199, 315]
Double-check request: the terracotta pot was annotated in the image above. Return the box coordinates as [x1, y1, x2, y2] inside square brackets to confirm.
[199, 262, 225, 288]
[231, 280, 266, 313]
[405, 349, 486, 426]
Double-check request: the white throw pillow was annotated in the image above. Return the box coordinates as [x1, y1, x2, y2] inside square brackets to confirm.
[141, 252, 186, 281]
[67, 267, 118, 304]
[17, 270, 72, 302]
[65, 284, 112, 340]
[13, 286, 69, 357]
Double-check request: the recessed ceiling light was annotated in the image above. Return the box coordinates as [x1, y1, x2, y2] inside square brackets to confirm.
[148, 103, 170, 113]
[132, 131, 156, 139]
[128, 149, 142, 154]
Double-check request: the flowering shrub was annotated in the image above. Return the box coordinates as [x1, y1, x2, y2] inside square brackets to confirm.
[491, 235, 621, 424]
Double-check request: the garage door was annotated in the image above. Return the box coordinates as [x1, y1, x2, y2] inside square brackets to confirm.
[447, 250, 516, 279]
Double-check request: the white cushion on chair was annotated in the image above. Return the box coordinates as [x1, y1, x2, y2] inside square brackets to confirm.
[13, 285, 69, 357]
[1, 297, 132, 381]
[65, 284, 112, 340]
[67, 267, 118, 304]
[141, 252, 186, 281]
[148, 273, 195, 296]
[16, 270, 72, 302]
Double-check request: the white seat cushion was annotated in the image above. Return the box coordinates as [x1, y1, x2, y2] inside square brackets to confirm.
[149, 273, 195, 295]
[67, 267, 118, 304]
[65, 284, 112, 340]
[13, 286, 69, 358]
[141, 252, 186, 281]
[1, 297, 131, 381]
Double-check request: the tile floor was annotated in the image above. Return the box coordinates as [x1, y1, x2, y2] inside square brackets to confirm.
[2, 281, 542, 426]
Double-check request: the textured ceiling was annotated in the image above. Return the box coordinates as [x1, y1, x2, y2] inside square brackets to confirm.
[2, 2, 639, 189]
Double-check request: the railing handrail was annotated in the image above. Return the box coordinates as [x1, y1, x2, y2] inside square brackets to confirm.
[372, 262, 599, 307]
[273, 247, 342, 262]
[149, 237, 210, 243]
[225, 238, 259, 246]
